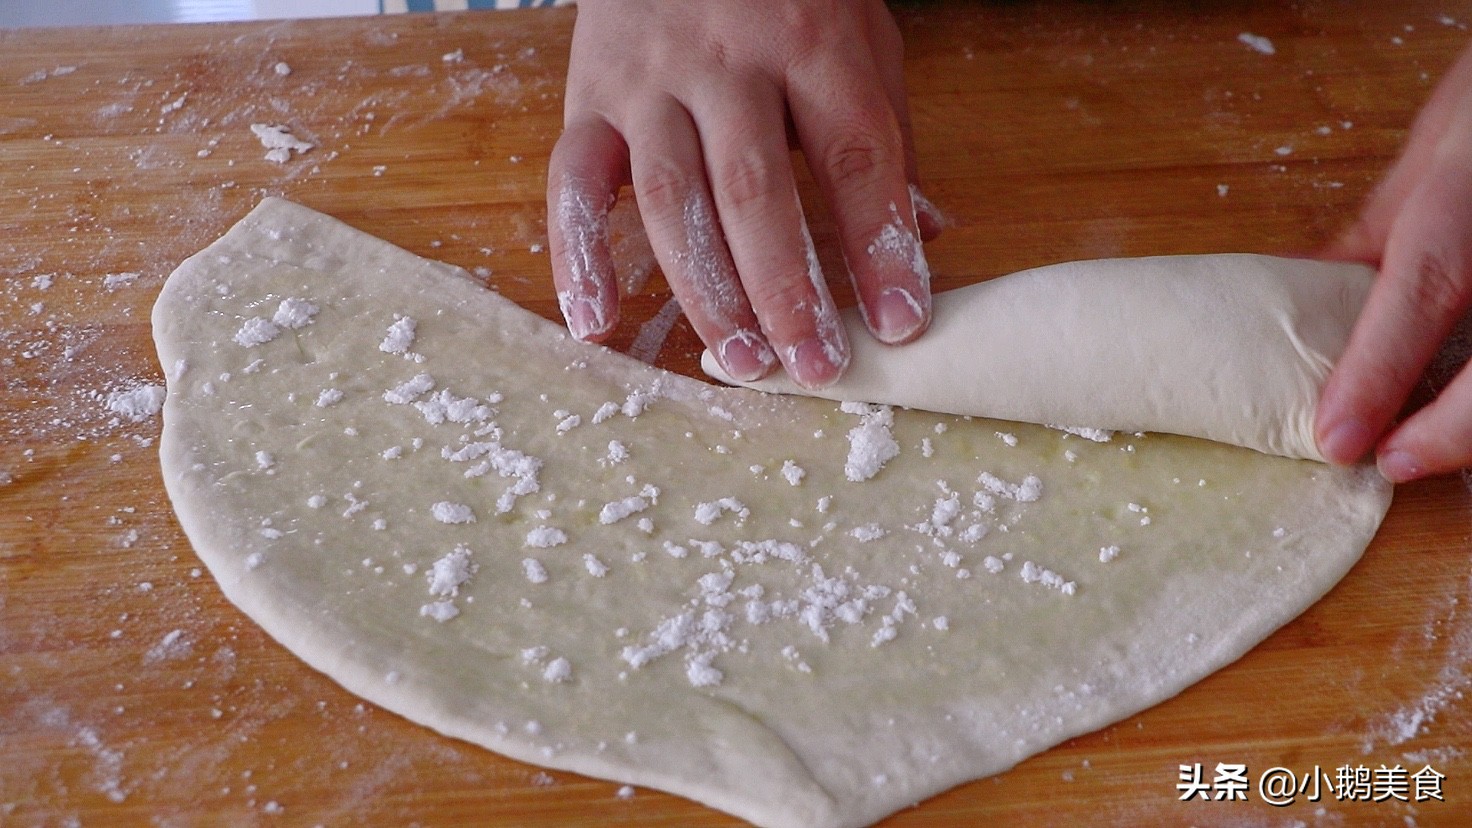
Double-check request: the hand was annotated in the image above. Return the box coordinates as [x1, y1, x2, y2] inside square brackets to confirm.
[545, 0, 942, 390]
[1316, 41, 1472, 482]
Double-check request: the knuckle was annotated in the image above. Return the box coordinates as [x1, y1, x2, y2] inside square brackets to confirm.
[778, 2, 832, 58]
[822, 127, 899, 185]
[1404, 250, 1470, 319]
[712, 151, 787, 213]
[744, 272, 824, 340]
[635, 160, 694, 218]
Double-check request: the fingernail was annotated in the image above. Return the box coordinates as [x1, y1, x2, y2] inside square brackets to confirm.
[560, 294, 605, 341]
[1377, 450, 1422, 483]
[871, 286, 928, 344]
[718, 330, 776, 382]
[787, 337, 847, 389]
[1317, 417, 1374, 464]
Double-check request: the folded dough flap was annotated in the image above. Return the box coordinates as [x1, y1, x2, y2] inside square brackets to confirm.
[701, 254, 1375, 461]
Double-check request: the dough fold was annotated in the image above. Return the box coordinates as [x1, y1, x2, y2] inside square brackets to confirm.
[702, 255, 1374, 461]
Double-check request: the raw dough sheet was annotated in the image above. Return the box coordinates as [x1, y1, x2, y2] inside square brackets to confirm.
[153, 198, 1391, 828]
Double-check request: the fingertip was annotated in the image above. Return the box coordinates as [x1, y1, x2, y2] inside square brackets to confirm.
[1315, 414, 1376, 465]
[716, 329, 778, 382]
[558, 291, 616, 342]
[1376, 448, 1425, 484]
[870, 285, 930, 345]
[785, 334, 851, 390]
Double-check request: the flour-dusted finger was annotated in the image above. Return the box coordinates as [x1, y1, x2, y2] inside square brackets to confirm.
[691, 84, 850, 390]
[626, 97, 776, 382]
[788, 39, 931, 346]
[547, 117, 628, 342]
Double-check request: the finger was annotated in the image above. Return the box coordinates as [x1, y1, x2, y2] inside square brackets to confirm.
[625, 98, 777, 382]
[547, 117, 627, 342]
[788, 46, 933, 346]
[692, 85, 851, 389]
[862, 0, 944, 241]
[1325, 45, 1472, 264]
[1377, 363, 1472, 482]
[1316, 173, 1472, 464]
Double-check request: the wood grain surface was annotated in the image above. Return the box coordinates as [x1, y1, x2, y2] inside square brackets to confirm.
[2, 2, 1471, 826]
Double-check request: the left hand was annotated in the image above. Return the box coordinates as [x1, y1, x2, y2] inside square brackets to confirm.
[1315, 41, 1472, 482]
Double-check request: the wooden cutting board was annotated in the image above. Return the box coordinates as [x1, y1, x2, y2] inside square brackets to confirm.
[2, 2, 1469, 825]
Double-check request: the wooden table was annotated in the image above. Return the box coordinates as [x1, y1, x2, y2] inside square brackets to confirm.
[2, 2, 1469, 825]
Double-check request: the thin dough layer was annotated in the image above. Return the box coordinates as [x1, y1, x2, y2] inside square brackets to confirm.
[703, 254, 1375, 461]
[154, 199, 1391, 828]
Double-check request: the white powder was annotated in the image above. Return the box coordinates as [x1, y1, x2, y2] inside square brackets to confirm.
[273, 61, 292, 75]
[977, 472, 1043, 503]
[106, 384, 166, 422]
[591, 401, 620, 424]
[272, 297, 319, 329]
[686, 653, 723, 687]
[1238, 32, 1276, 55]
[431, 501, 475, 524]
[254, 451, 274, 470]
[694, 497, 749, 526]
[555, 414, 582, 434]
[250, 123, 314, 162]
[525, 526, 568, 548]
[543, 657, 572, 683]
[850, 524, 886, 542]
[616, 785, 635, 800]
[306, 494, 326, 509]
[583, 554, 609, 577]
[234, 317, 280, 347]
[780, 460, 805, 486]
[983, 555, 1004, 574]
[603, 440, 629, 466]
[522, 558, 549, 584]
[143, 629, 193, 664]
[995, 431, 1018, 447]
[379, 316, 417, 354]
[315, 388, 344, 408]
[599, 496, 649, 525]
[420, 601, 460, 622]
[383, 373, 435, 404]
[1020, 560, 1077, 595]
[621, 387, 656, 418]
[102, 272, 140, 290]
[933, 616, 950, 631]
[426, 545, 476, 597]
[1099, 545, 1121, 563]
[1049, 424, 1114, 443]
[840, 402, 900, 482]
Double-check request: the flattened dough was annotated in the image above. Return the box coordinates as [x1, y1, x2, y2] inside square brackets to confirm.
[703, 254, 1376, 461]
[154, 199, 1391, 828]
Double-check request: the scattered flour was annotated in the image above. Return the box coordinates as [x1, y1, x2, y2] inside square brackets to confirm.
[106, 384, 166, 423]
[250, 123, 314, 163]
[840, 402, 900, 482]
[1238, 32, 1276, 55]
